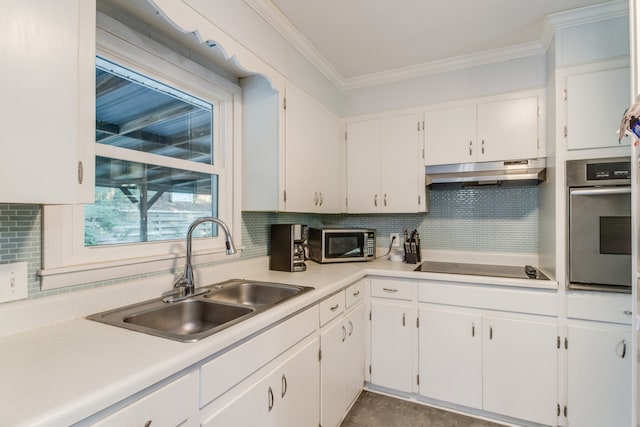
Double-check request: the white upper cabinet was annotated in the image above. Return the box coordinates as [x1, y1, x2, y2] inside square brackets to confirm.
[425, 94, 541, 166]
[1, 0, 95, 204]
[242, 77, 342, 213]
[346, 114, 426, 213]
[284, 84, 343, 213]
[562, 59, 631, 150]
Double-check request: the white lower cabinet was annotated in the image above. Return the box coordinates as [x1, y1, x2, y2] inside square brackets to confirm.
[320, 300, 365, 427]
[482, 315, 557, 425]
[90, 372, 198, 427]
[418, 306, 482, 409]
[566, 323, 631, 427]
[369, 279, 415, 393]
[202, 336, 320, 427]
[418, 306, 557, 425]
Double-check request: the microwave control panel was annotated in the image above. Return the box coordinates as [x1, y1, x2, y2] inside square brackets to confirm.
[366, 232, 375, 256]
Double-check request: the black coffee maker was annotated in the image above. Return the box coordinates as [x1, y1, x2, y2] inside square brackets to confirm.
[270, 224, 308, 272]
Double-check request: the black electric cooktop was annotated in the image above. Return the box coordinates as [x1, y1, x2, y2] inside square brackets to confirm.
[414, 261, 549, 280]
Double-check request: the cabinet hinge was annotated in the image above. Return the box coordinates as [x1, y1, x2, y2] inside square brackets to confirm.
[77, 161, 84, 184]
[422, 148, 425, 159]
[416, 374, 420, 385]
[283, 96, 287, 110]
[418, 195, 421, 205]
[345, 130, 348, 141]
[369, 310, 372, 321]
[563, 89, 567, 101]
[422, 120, 425, 130]
[557, 336, 561, 349]
[537, 106, 542, 117]
[345, 197, 348, 208]
[417, 121, 420, 131]
[283, 190, 287, 202]
[537, 138, 541, 149]
[563, 125, 568, 138]
[369, 364, 372, 374]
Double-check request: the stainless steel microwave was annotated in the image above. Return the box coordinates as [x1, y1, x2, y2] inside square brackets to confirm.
[307, 228, 376, 263]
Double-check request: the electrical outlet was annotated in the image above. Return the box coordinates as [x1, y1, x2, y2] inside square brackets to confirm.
[390, 233, 400, 247]
[0, 262, 28, 303]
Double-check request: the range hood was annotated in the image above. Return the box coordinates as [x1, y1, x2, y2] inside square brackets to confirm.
[426, 158, 546, 188]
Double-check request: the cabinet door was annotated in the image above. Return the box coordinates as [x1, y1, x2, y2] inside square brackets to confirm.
[346, 119, 381, 213]
[203, 338, 319, 427]
[380, 114, 423, 212]
[418, 307, 482, 409]
[477, 97, 539, 162]
[424, 105, 477, 165]
[482, 316, 557, 426]
[566, 65, 631, 150]
[567, 324, 631, 427]
[370, 300, 413, 392]
[284, 85, 342, 213]
[345, 304, 365, 406]
[1, 0, 95, 204]
[320, 318, 349, 427]
[276, 337, 320, 427]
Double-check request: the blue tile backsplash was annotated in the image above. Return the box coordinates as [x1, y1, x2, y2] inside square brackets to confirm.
[0, 185, 537, 300]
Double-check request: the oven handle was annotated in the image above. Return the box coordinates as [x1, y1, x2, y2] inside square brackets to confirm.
[570, 187, 631, 196]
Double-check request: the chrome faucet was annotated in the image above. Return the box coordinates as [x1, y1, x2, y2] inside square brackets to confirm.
[165, 217, 237, 303]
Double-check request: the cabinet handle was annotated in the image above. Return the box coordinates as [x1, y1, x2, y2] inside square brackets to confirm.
[330, 304, 339, 311]
[618, 340, 627, 359]
[353, 290, 360, 297]
[319, 192, 323, 206]
[314, 191, 318, 206]
[481, 140, 485, 154]
[348, 320, 354, 336]
[471, 322, 475, 337]
[144, 421, 152, 427]
[268, 386, 274, 411]
[489, 326, 493, 340]
[342, 325, 347, 342]
[383, 193, 388, 207]
[281, 374, 288, 398]
[623, 310, 632, 316]
[374, 194, 378, 207]
[402, 313, 406, 326]
[382, 288, 398, 293]
[469, 141, 472, 156]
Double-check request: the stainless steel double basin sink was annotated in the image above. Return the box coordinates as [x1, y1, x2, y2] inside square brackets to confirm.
[87, 279, 314, 342]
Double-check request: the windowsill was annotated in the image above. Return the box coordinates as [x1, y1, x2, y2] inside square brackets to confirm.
[39, 247, 243, 290]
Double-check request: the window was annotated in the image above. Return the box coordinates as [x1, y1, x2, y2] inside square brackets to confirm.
[89, 57, 219, 246]
[41, 15, 241, 290]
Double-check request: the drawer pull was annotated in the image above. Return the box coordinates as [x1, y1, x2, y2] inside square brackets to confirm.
[281, 374, 288, 398]
[623, 310, 632, 316]
[330, 304, 339, 311]
[353, 290, 360, 297]
[268, 386, 274, 411]
[382, 288, 398, 293]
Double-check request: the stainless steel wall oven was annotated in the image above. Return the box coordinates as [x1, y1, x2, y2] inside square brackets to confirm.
[567, 157, 631, 292]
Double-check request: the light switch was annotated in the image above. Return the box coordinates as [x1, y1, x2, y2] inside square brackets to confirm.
[0, 262, 28, 303]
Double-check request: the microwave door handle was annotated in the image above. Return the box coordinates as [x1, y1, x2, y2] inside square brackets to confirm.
[570, 187, 631, 196]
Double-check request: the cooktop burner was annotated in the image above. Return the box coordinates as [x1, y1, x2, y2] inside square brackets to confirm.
[414, 261, 549, 280]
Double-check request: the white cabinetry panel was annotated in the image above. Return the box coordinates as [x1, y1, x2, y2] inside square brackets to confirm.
[1, 0, 95, 204]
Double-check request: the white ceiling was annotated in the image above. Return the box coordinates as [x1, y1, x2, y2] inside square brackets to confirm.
[248, 0, 625, 89]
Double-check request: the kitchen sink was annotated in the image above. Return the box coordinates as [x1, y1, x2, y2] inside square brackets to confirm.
[205, 281, 308, 307]
[87, 279, 314, 342]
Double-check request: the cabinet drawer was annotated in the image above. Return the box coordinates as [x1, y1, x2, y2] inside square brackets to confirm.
[91, 372, 197, 426]
[567, 292, 632, 324]
[371, 278, 413, 300]
[320, 292, 345, 326]
[200, 305, 318, 408]
[346, 281, 365, 308]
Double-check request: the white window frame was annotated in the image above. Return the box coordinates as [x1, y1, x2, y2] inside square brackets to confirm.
[40, 14, 242, 290]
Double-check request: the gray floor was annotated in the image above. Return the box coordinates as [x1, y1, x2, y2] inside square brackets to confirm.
[341, 391, 505, 427]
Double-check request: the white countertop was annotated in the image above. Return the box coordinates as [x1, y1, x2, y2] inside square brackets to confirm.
[0, 256, 557, 427]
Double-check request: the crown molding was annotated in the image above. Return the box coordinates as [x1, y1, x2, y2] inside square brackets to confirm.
[540, 0, 629, 48]
[245, 0, 628, 91]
